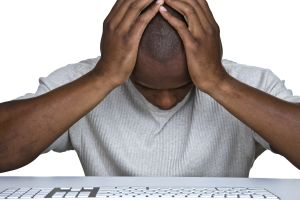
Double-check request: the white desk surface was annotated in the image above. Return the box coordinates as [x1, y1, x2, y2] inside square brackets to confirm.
[0, 177, 299, 199]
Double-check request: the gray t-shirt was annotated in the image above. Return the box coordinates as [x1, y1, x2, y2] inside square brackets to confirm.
[17, 57, 300, 176]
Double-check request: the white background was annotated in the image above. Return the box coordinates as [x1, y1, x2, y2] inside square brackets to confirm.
[0, 0, 299, 178]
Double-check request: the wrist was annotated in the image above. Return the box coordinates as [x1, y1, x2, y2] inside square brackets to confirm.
[195, 64, 231, 94]
[91, 60, 125, 89]
[205, 72, 234, 97]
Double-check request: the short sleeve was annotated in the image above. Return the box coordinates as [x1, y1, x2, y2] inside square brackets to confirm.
[223, 61, 300, 153]
[14, 57, 100, 154]
[252, 69, 300, 151]
[264, 70, 300, 103]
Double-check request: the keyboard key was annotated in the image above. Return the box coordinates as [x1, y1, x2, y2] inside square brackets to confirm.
[251, 194, 265, 199]
[7, 197, 20, 199]
[83, 187, 94, 190]
[65, 192, 79, 198]
[213, 194, 226, 198]
[200, 194, 213, 198]
[6, 188, 18, 191]
[8, 194, 23, 198]
[226, 194, 239, 198]
[34, 194, 47, 198]
[20, 196, 34, 199]
[70, 188, 82, 192]
[24, 195, 35, 199]
[60, 188, 71, 190]
[239, 194, 252, 198]
[77, 191, 91, 198]
[52, 192, 66, 198]
[265, 195, 280, 199]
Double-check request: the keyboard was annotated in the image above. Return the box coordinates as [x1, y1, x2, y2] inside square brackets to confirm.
[0, 187, 280, 199]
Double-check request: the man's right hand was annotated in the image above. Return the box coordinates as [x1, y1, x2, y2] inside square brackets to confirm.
[94, 0, 164, 86]
[0, 0, 165, 173]
[0, 0, 163, 173]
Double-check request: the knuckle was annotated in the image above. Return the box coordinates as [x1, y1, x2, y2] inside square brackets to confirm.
[103, 17, 109, 25]
[215, 24, 221, 33]
[136, 17, 148, 26]
[199, 0, 208, 6]
[103, 17, 110, 27]
[128, 1, 139, 10]
[123, 34, 133, 46]
[108, 23, 115, 31]
[189, 0, 198, 8]
[206, 26, 215, 35]
[104, 20, 115, 31]
[184, 5, 196, 15]
[187, 41, 198, 51]
[176, 21, 186, 29]
[114, 27, 125, 37]
[191, 40, 199, 49]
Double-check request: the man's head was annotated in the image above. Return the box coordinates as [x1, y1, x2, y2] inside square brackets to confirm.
[130, 4, 194, 110]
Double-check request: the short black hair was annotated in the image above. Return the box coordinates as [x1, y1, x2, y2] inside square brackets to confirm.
[138, 4, 186, 63]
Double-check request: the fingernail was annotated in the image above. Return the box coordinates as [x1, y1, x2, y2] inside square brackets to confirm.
[159, 6, 167, 12]
[156, 0, 164, 5]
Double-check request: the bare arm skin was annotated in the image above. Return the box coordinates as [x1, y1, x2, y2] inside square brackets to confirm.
[208, 76, 300, 169]
[0, 0, 162, 173]
[160, 0, 300, 169]
[0, 69, 116, 172]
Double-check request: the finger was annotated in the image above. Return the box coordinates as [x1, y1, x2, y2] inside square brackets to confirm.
[104, 0, 136, 30]
[104, 0, 124, 23]
[197, 0, 219, 29]
[164, 0, 205, 37]
[159, 6, 197, 49]
[118, 0, 160, 33]
[165, 0, 210, 34]
[129, 1, 162, 42]
[180, 0, 213, 28]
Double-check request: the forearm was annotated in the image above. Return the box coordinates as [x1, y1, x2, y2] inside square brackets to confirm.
[207, 74, 300, 169]
[0, 0, 160, 172]
[0, 63, 117, 172]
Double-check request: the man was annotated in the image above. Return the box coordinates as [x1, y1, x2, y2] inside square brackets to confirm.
[0, 0, 299, 176]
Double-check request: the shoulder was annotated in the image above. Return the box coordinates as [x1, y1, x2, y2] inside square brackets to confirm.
[222, 59, 274, 90]
[40, 56, 100, 89]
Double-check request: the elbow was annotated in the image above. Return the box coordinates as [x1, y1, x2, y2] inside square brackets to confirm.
[0, 157, 20, 173]
[0, 153, 20, 173]
[0, 156, 34, 174]
[294, 158, 300, 170]
[0, 146, 37, 174]
[286, 151, 300, 170]
[292, 162, 300, 171]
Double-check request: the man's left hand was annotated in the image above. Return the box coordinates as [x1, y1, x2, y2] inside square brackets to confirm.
[160, 0, 228, 93]
[161, 0, 300, 170]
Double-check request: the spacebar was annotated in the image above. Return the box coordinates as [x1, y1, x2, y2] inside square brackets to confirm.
[41, 198, 257, 200]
